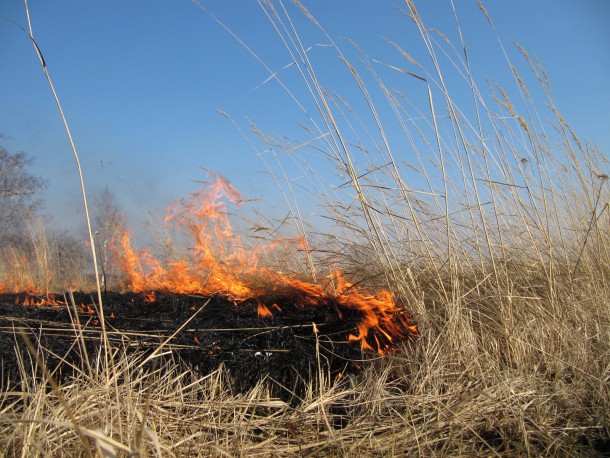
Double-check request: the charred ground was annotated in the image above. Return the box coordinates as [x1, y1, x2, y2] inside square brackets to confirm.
[0, 291, 409, 399]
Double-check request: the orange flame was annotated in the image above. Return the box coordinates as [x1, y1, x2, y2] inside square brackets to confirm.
[111, 173, 418, 353]
[17, 293, 64, 307]
[257, 299, 273, 318]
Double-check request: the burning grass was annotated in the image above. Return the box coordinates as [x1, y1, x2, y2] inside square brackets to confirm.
[2, 262, 609, 456]
[2, 0, 610, 456]
[2, 196, 608, 457]
[111, 172, 418, 355]
[0, 290, 413, 400]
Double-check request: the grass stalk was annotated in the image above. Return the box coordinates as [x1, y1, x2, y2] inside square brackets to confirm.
[21, 0, 108, 372]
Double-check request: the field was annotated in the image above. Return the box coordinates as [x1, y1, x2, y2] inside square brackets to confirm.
[1, 1, 609, 456]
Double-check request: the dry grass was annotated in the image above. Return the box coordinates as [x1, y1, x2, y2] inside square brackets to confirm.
[2, 266, 608, 457]
[2, 0, 610, 456]
[0, 218, 92, 293]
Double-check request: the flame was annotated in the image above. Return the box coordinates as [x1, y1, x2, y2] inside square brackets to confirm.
[115, 175, 256, 300]
[111, 173, 418, 353]
[113, 173, 265, 300]
[257, 299, 273, 318]
[11, 293, 100, 324]
[17, 293, 64, 307]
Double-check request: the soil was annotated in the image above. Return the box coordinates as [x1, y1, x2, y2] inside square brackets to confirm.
[0, 291, 397, 398]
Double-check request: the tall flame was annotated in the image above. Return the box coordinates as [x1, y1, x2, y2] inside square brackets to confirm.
[116, 174, 257, 299]
[112, 173, 418, 353]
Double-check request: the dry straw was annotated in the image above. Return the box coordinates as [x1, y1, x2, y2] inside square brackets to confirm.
[2, 0, 609, 456]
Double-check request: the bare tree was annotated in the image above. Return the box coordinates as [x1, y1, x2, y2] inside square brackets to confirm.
[94, 186, 124, 290]
[0, 140, 46, 291]
[0, 141, 46, 240]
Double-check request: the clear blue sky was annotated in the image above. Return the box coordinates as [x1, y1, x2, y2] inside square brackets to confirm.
[1, 1, 608, 236]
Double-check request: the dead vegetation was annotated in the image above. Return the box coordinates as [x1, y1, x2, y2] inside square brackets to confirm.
[1, 0, 609, 456]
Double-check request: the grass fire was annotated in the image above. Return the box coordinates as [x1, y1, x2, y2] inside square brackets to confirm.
[1, 1, 609, 456]
[1, 174, 419, 399]
[113, 172, 418, 354]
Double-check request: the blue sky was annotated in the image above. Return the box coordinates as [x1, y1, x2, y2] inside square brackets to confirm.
[1, 0, 609, 237]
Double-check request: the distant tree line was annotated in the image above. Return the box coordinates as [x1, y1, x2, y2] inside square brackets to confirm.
[0, 138, 113, 291]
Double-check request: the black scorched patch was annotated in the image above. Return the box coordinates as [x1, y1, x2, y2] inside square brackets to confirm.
[0, 291, 387, 397]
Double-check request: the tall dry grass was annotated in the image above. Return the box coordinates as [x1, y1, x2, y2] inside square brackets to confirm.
[0, 218, 91, 293]
[2, 1, 609, 456]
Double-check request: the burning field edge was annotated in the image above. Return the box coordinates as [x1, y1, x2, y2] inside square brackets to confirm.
[0, 290, 418, 399]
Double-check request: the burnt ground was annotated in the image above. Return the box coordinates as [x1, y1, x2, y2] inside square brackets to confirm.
[0, 291, 398, 399]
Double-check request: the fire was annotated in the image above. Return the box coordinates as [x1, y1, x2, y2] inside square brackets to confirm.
[257, 299, 274, 318]
[116, 175, 257, 300]
[11, 293, 100, 323]
[16, 293, 64, 307]
[112, 173, 418, 353]
[0, 254, 37, 294]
